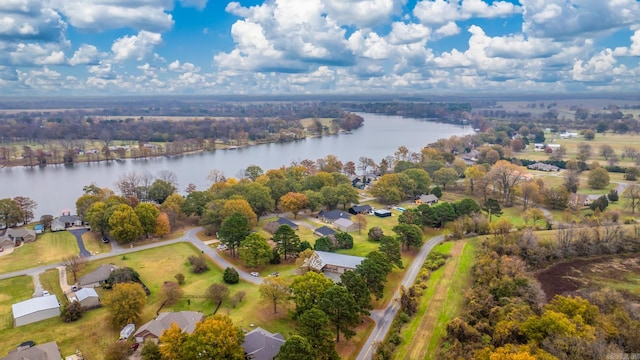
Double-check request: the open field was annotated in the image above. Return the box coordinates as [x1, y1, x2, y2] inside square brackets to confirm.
[0, 231, 78, 274]
[0, 276, 34, 330]
[535, 253, 640, 302]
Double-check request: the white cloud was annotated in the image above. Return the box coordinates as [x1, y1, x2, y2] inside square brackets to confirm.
[323, 0, 400, 28]
[178, 0, 209, 11]
[167, 60, 200, 72]
[8, 42, 68, 66]
[414, 0, 520, 26]
[112, 31, 163, 62]
[435, 22, 461, 38]
[388, 22, 431, 45]
[50, 0, 175, 32]
[0, 0, 66, 41]
[88, 62, 117, 79]
[69, 44, 100, 65]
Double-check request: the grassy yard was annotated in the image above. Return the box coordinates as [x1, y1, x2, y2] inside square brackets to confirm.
[82, 231, 111, 255]
[39, 269, 64, 303]
[0, 276, 34, 330]
[0, 231, 78, 274]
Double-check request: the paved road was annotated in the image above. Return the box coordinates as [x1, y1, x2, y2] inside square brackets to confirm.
[356, 235, 446, 360]
[0, 227, 262, 285]
[69, 228, 92, 257]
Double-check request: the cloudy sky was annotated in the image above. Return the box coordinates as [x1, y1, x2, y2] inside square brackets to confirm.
[1, 0, 639, 96]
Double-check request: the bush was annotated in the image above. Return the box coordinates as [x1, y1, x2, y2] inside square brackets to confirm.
[174, 273, 185, 285]
[140, 341, 161, 360]
[431, 186, 443, 198]
[298, 241, 312, 252]
[368, 226, 384, 241]
[270, 248, 281, 264]
[223, 267, 239, 284]
[314, 237, 334, 252]
[187, 255, 209, 274]
[61, 301, 84, 322]
[608, 189, 619, 202]
[334, 232, 354, 249]
[424, 252, 450, 271]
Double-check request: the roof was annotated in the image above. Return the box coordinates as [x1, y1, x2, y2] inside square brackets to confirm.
[374, 209, 391, 215]
[58, 215, 81, 223]
[12, 295, 60, 318]
[349, 205, 372, 213]
[242, 327, 285, 360]
[418, 194, 439, 203]
[318, 209, 351, 221]
[314, 226, 336, 237]
[333, 218, 355, 228]
[33, 225, 44, 230]
[2, 341, 62, 360]
[78, 264, 118, 286]
[315, 251, 364, 270]
[75, 288, 99, 302]
[134, 311, 204, 339]
[276, 217, 298, 229]
[4, 228, 36, 239]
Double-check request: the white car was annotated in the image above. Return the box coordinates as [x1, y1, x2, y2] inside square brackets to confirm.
[217, 244, 228, 250]
[250, 272, 260, 277]
[42, 291, 50, 296]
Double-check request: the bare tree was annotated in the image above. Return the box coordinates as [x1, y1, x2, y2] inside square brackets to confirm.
[207, 169, 226, 184]
[158, 170, 178, 186]
[62, 255, 87, 283]
[206, 283, 229, 314]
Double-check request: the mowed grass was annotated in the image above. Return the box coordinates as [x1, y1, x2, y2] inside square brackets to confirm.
[0, 231, 78, 274]
[0, 276, 34, 330]
[82, 231, 111, 255]
[40, 269, 64, 302]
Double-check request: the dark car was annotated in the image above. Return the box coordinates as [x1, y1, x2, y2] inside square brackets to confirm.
[101, 237, 109, 243]
[18, 340, 35, 349]
[130, 342, 140, 352]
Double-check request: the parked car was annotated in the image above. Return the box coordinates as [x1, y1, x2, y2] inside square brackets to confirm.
[130, 342, 140, 352]
[101, 236, 110, 243]
[270, 272, 279, 277]
[71, 285, 79, 291]
[42, 291, 49, 296]
[217, 244, 228, 250]
[250, 272, 260, 277]
[18, 341, 35, 349]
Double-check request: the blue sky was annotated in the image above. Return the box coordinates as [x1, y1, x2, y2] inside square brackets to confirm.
[1, 0, 640, 96]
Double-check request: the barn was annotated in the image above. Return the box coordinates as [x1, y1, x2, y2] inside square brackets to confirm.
[12, 295, 60, 327]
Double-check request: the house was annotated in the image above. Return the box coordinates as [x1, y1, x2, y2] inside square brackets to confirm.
[33, 224, 44, 234]
[559, 132, 578, 139]
[318, 209, 351, 223]
[348, 204, 372, 215]
[264, 217, 299, 234]
[77, 264, 118, 288]
[533, 143, 546, 151]
[133, 311, 204, 344]
[12, 295, 61, 327]
[75, 288, 100, 309]
[528, 162, 560, 172]
[373, 209, 392, 218]
[54, 211, 83, 230]
[0, 228, 36, 249]
[314, 226, 336, 237]
[313, 251, 364, 274]
[51, 218, 66, 232]
[568, 194, 602, 208]
[415, 194, 439, 205]
[333, 218, 358, 233]
[2, 341, 62, 360]
[242, 327, 285, 360]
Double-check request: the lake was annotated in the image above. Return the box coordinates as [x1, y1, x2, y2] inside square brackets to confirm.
[0, 113, 474, 217]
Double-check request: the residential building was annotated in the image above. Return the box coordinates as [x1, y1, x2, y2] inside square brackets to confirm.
[1, 341, 62, 360]
[133, 311, 204, 344]
[242, 327, 285, 360]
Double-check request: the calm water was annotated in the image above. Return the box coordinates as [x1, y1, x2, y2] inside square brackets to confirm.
[0, 113, 474, 217]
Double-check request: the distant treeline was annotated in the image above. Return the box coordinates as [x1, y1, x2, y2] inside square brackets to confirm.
[345, 102, 472, 119]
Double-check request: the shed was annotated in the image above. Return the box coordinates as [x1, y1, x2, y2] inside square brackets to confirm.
[314, 226, 336, 237]
[333, 218, 358, 233]
[12, 295, 60, 327]
[373, 209, 392, 218]
[34, 224, 44, 234]
[75, 288, 100, 309]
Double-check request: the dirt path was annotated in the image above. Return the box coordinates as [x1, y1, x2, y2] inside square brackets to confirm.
[405, 240, 466, 360]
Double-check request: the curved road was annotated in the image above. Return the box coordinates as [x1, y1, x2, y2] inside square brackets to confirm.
[356, 235, 445, 360]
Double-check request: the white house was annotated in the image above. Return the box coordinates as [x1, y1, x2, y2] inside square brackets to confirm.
[12, 295, 60, 327]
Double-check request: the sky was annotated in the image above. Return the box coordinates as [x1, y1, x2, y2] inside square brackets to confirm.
[1, 0, 640, 96]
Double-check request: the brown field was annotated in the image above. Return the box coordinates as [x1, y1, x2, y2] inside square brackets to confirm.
[535, 253, 640, 302]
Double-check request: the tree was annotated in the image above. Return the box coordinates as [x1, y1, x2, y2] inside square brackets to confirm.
[577, 142, 592, 161]
[242, 182, 275, 217]
[182, 191, 213, 216]
[0, 198, 23, 228]
[402, 168, 432, 196]
[334, 231, 354, 249]
[107, 267, 141, 286]
[273, 225, 301, 260]
[544, 186, 570, 210]
[206, 283, 230, 314]
[218, 213, 251, 257]
[489, 160, 527, 206]
[13, 196, 37, 224]
[298, 308, 340, 360]
[148, 179, 177, 204]
[302, 190, 324, 213]
[239, 233, 273, 268]
[433, 167, 459, 190]
[155, 212, 171, 237]
[290, 271, 334, 316]
[62, 255, 87, 283]
[583, 129, 595, 140]
[588, 167, 610, 189]
[589, 195, 609, 212]
[76, 194, 100, 221]
[140, 341, 162, 360]
[223, 267, 240, 284]
[464, 164, 487, 193]
[103, 282, 147, 328]
[319, 285, 361, 343]
[623, 184, 640, 214]
[220, 198, 258, 228]
[39, 214, 54, 229]
[279, 192, 309, 219]
[368, 226, 384, 241]
[159, 323, 187, 360]
[135, 202, 160, 239]
[483, 198, 503, 222]
[563, 170, 580, 194]
[244, 165, 264, 181]
[108, 204, 143, 243]
[161, 281, 184, 306]
[277, 335, 315, 360]
[355, 251, 393, 299]
[599, 144, 615, 160]
[370, 174, 403, 204]
[625, 167, 640, 181]
[182, 315, 245, 360]
[335, 183, 359, 210]
[379, 235, 403, 268]
[61, 300, 84, 322]
[104, 341, 130, 360]
[339, 271, 372, 315]
[392, 223, 423, 250]
[518, 181, 541, 210]
[260, 276, 290, 314]
[354, 214, 367, 234]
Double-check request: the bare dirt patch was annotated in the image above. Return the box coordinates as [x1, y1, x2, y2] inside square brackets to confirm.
[535, 254, 640, 302]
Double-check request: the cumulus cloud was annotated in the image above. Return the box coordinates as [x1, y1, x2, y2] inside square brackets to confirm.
[69, 44, 100, 65]
[168, 60, 200, 72]
[0, 0, 66, 41]
[8, 42, 68, 66]
[521, 0, 640, 39]
[50, 0, 175, 32]
[88, 62, 117, 79]
[111, 31, 163, 62]
[388, 22, 431, 45]
[414, 0, 520, 26]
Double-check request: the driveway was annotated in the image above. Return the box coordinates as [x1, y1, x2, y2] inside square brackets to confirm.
[69, 228, 91, 257]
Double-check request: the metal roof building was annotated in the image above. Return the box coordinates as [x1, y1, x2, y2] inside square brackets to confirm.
[12, 295, 60, 327]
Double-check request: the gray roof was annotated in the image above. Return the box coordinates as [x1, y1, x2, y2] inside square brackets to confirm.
[58, 215, 81, 223]
[12, 295, 60, 318]
[134, 311, 204, 339]
[318, 209, 351, 221]
[242, 327, 285, 360]
[78, 264, 118, 286]
[418, 194, 439, 203]
[2, 341, 62, 360]
[333, 218, 355, 228]
[276, 217, 298, 229]
[315, 251, 364, 270]
[3, 228, 36, 239]
[75, 288, 99, 302]
[314, 226, 336, 237]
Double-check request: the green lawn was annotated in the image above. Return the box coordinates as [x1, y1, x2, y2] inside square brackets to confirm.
[0, 231, 78, 274]
[0, 276, 34, 330]
[40, 269, 64, 304]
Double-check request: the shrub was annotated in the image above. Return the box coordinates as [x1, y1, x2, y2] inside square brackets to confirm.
[270, 248, 281, 264]
[223, 267, 239, 284]
[368, 226, 384, 241]
[314, 237, 334, 252]
[174, 273, 185, 285]
[298, 241, 312, 252]
[431, 186, 443, 198]
[61, 301, 84, 322]
[187, 255, 209, 274]
[423, 252, 450, 271]
[334, 232, 354, 249]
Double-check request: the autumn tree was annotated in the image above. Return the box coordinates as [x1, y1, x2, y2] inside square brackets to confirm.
[206, 283, 230, 314]
[159, 323, 187, 360]
[273, 225, 301, 260]
[181, 315, 245, 360]
[280, 192, 309, 219]
[155, 212, 171, 237]
[135, 202, 160, 239]
[239, 233, 273, 268]
[464, 164, 487, 194]
[354, 213, 367, 234]
[259, 276, 290, 314]
[518, 181, 540, 211]
[161, 281, 184, 306]
[221, 198, 258, 228]
[433, 167, 459, 190]
[103, 282, 147, 328]
[370, 174, 403, 204]
[623, 184, 640, 214]
[62, 255, 87, 283]
[489, 160, 527, 206]
[218, 213, 251, 257]
[588, 167, 610, 189]
[290, 271, 334, 317]
[108, 204, 142, 243]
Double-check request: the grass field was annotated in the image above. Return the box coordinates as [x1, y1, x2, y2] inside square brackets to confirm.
[0, 276, 34, 330]
[0, 231, 78, 274]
